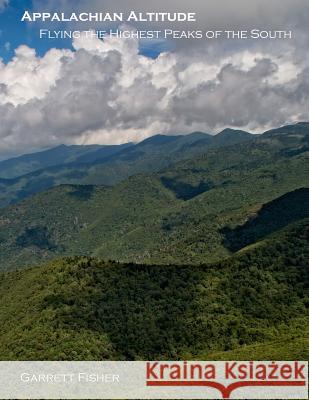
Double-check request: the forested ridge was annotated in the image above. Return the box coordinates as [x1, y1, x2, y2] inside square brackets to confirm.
[0, 219, 307, 360]
[0, 123, 307, 362]
[0, 124, 308, 271]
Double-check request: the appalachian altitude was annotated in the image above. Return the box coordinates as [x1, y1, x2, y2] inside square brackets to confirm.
[21, 11, 196, 22]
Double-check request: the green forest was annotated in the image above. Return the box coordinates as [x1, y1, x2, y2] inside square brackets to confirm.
[0, 219, 307, 360]
[0, 123, 307, 362]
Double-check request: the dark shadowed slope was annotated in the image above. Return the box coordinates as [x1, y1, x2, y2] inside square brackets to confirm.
[221, 188, 309, 251]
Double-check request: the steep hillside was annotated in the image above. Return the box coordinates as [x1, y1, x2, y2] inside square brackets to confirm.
[0, 219, 307, 360]
[221, 188, 309, 251]
[0, 178, 176, 271]
[0, 127, 308, 271]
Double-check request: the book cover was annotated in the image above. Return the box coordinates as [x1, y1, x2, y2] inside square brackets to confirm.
[0, 0, 307, 398]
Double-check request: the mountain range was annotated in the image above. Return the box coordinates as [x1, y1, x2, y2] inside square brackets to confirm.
[0, 128, 253, 208]
[0, 122, 308, 271]
[0, 122, 307, 361]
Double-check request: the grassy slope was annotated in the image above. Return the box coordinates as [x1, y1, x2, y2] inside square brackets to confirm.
[0, 219, 307, 360]
[0, 130, 308, 271]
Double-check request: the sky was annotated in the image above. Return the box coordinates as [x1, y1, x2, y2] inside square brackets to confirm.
[0, 0, 309, 158]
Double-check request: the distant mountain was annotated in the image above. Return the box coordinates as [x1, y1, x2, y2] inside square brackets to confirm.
[0, 126, 307, 271]
[0, 218, 307, 360]
[0, 130, 253, 208]
[212, 128, 252, 146]
[0, 143, 133, 179]
[1, 124, 308, 209]
[264, 121, 309, 136]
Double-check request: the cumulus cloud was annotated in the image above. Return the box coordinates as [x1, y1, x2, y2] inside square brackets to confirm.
[0, 30, 309, 158]
[0, 46, 72, 105]
[1, 0, 309, 157]
[0, 28, 309, 158]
